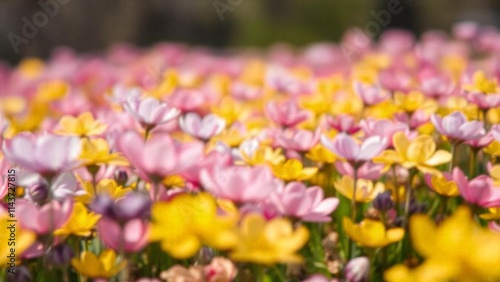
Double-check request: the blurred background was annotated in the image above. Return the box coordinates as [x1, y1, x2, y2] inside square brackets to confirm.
[1, 0, 500, 64]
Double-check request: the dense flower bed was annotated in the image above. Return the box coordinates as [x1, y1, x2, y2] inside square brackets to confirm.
[1, 24, 500, 282]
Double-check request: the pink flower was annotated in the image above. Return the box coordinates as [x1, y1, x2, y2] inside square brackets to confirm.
[489, 222, 500, 233]
[453, 167, 500, 208]
[98, 218, 149, 253]
[431, 111, 484, 142]
[123, 96, 180, 128]
[168, 88, 207, 112]
[275, 129, 320, 152]
[200, 165, 281, 203]
[204, 257, 238, 282]
[327, 114, 361, 134]
[182, 150, 232, 188]
[344, 257, 370, 282]
[353, 82, 389, 105]
[265, 99, 311, 127]
[271, 182, 338, 222]
[452, 21, 480, 41]
[321, 133, 386, 163]
[466, 92, 500, 110]
[379, 69, 412, 93]
[465, 132, 494, 149]
[17, 199, 73, 234]
[492, 125, 500, 141]
[394, 110, 430, 129]
[335, 161, 384, 180]
[360, 119, 408, 147]
[179, 113, 226, 140]
[117, 131, 203, 182]
[2, 133, 81, 175]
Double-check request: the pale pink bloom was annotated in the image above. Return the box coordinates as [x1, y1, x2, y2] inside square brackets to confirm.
[265, 99, 311, 127]
[379, 69, 412, 93]
[266, 67, 314, 96]
[182, 150, 232, 188]
[123, 96, 180, 128]
[489, 221, 500, 233]
[321, 133, 386, 163]
[353, 82, 389, 105]
[108, 85, 141, 105]
[452, 21, 480, 41]
[18, 171, 82, 201]
[453, 167, 500, 208]
[17, 199, 73, 234]
[239, 202, 279, 220]
[394, 110, 430, 129]
[327, 114, 361, 134]
[2, 133, 81, 175]
[492, 125, 500, 141]
[379, 30, 415, 55]
[431, 111, 484, 142]
[179, 113, 226, 140]
[200, 165, 281, 203]
[168, 88, 207, 112]
[98, 218, 149, 253]
[275, 129, 320, 152]
[117, 131, 203, 182]
[344, 257, 370, 282]
[466, 91, 500, 110]
[335, 161, 384, 180]
[204, 257, 238, 282]
[271, 182, 338, 222]
[360, 119, 408, 147]
[465, 132, 494, 149]
[302, 274, 339, 282]
[231, 82, 262, 101]
[419, 73, 455, 98]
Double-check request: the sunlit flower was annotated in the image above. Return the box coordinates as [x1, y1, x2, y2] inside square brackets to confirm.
[71, 250, 125, 279]
[271, 159, 318, 181]
[424, 172, 460, 197]
[79, 138, 128, 167]
[55, 112, 107, 137]
[54, 202, 101, 237]
[343, 217, 404, 248]
[334, 175, 385, 202]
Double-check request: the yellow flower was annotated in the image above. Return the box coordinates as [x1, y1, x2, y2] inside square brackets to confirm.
[56, 112, 107, 137]
[489, 164, 500, 186]
[18, 58, 44, 78]
[427, 174, 460, 197]
[394, 91, 436, 114]
[385, 207, 500, 282]
[54, 203, 101, 237]
[306, 144, 336, 164]
[464, 71, 499, 94]
[480, 207, 500, 221]
[230, 214, 309, 264]
[484, 141, 500, 157]
[334, 175, 385, 203]
[342, 217, 404, 248]
[76, 179, 131, 204]
[271, 159, 318, 181]
[364, 101, 399, 119]
[71, 250, 125, 279]
[79, 138, 128, 167]
[211, 128, 246, 147]
[375, 132, 451, 175]
[162, 175, 186, 188]
[0, 216, 36, 266]
[211, 97, 247, 125]
[35, 80, 68, 102]
[240, 145, 284, 166]
[149, 192, 238, 259]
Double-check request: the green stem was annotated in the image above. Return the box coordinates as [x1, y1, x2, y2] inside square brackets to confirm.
[449, 143, 456, 173]
[347, 166, 359, 261]
[469, 149, 477, 178]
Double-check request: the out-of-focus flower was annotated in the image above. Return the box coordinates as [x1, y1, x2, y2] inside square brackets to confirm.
[204, 257, 238, 282]
[431, 111, 483, 142]
[424, 172, 460, 197]
[179, 113, 226, 140]
[480, 207, 500, 221]
[117, 131, 203, 183]
[54, 202, 100, 237]
[275, 129, 320, 152]
[149, 192, 238, 258]
[239, 143, 284, 166]
[89, 192, 151, 222]
[453, 167, 500, 207]
[17, 199, 73, 234]
[201, 165, 279, 203]
[160, 265, 204, 282]
[372, 191, 394, 212]
[55, 112, 107, 137]
[123, 96, 180, 128]
[230, 214, 309, 264]
[360, 119, 408, 147]
[79, 138, 128, 167]
[98, 217, 149, 253]
[0, 215, 36, 266]
[353, 81, 389, 106]
[44, 244, 74, 267]
[463, 71, 500, 109]
[342, 217, 404, 248]
[326, 115, 361, 134]
[265, 99, 311, 127]
[321, 133, 386, 163]
[344, 257, 370, 282]
[334, 176, 385, 202]
[306, 144, 336, 163]
[71, 250, 125, 279]
[385, 207, 500, 282]
[375, 132, 451, 174]
[271, 181, 339, 222]
[394, 91, 436, 114]
[76, 179, 131, 204]
[335, 161, 384, 180]
[271, 159, 318, 181]
[2, 133, 81, 176]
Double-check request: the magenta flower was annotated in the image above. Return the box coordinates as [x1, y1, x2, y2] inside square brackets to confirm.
[271, 182, 338, 222]
[275, 129, 320, 152]
[123, 96, 180, 128]
[431, 111, 484, 142]
[200, 165, 281, 203]
[17, 199, 73, 234]
[353, 82, 389, 106]
[321, 133, 386, 163]
[265, 99, 311, 128]
[179, 113, 226, 140]
[453, 167, 500, 208]
[98, 218, 150, 253]
[2, 133, 81, 175]
[117, 131, 203, 182]
[327, 114, 361, 134]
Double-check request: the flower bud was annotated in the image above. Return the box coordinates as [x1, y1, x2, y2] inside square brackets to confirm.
[113, 192, 151, 221]
[373, 191, 394, 212]
[11, 265, 32, 282]
[344, 257, 370, 282]
[45, 244, 74, 267]
[28, 183, 49, 204]
[196, 246, 215, 265]
[114, 170, 128, 186]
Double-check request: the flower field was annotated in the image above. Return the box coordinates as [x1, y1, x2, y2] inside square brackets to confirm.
[1, 25, 500, 282]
